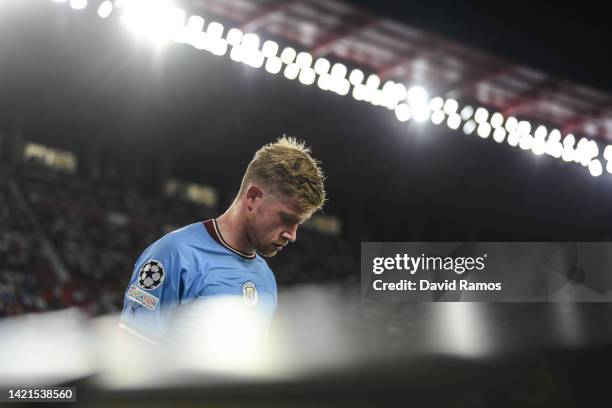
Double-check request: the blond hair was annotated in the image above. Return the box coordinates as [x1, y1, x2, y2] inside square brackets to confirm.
[239, 136, 326, 213]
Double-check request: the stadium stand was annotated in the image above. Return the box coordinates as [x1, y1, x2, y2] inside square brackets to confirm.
[0, 156, 358, 317]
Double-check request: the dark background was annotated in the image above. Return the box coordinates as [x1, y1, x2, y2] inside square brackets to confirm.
[1, 0, 611, 246]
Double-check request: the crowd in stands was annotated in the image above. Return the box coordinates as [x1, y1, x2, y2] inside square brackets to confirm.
[1, 161, 358, 317]
[0, 166, 57, 315]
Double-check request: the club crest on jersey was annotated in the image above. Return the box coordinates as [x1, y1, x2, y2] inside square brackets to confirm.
[242, 281, 258, 306]
[138, 260, 165, 291]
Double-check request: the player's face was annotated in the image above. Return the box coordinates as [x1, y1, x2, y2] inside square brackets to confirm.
[247, 193, 310, 257]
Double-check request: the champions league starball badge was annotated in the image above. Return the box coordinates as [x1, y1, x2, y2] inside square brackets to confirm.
[138, 260, 165, 291]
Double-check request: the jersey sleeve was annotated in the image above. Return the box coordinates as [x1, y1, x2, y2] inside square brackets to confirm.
[119, 240, 187, 344]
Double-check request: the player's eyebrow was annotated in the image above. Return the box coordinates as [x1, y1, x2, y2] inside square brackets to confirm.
[280, 211, 303, 224]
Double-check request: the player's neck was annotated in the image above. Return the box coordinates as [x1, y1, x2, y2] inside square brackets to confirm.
[215, 207, 256, 256]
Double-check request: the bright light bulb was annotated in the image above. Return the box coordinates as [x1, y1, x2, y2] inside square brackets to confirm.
[261, 40, 279, 58]
[298, 68, 316, 85]
[70, 0, 87, 10]
[474, 107, 489, 124]
[460, 105, 474, 121]
[226, 28, 243, 46]
[394, 104, 412, 122]
[330, 63, 347, 78]
[431, 110, 445, 125]
[504, 116, 518, 132]
[589, 160, 603, 177]
[348, 69, 364, 86]
[443, 98, 458, 115]
[477, 122, 491, 138]
[493, 127, 506, 143]
[447, 113, 461, 130]
[463, 120, 477, 135]
[490, 112, 504, 129]
[295, 52, 313, 69]
[313, 58, 330, 75]
[97, 0, 113, 18]
[429, 97, 444, 111]
[280, 47, 296, 64]
[283, 63, 299, 80]
[264, 56, 282, 74]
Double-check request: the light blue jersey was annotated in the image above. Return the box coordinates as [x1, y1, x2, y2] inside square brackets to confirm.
[119, 219, 278, 344]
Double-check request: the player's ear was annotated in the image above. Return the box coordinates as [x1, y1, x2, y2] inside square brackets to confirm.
[245, 184, 264, 210]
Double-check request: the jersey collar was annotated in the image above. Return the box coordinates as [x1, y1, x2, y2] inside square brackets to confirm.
[203, 219, 257, 260]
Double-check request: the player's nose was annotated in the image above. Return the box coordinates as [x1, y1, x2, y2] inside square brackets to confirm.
[281, 225, 298, 243]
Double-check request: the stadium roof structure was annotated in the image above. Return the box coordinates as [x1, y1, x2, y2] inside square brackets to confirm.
[189, 0, 612, 143]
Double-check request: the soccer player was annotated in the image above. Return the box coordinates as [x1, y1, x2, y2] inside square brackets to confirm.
[117, 137, 326, 345]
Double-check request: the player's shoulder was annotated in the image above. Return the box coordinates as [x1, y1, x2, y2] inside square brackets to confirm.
[147, 222, 203, 257]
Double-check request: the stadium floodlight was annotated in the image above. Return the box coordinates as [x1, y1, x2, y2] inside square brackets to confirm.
[462, 120, 477, 135]
[279, 47, 296, 64]
[97, 1, 113, 18]
[348, 69, 364, 86]
[351, 84, 365, 101]
[174, 14, 203, 44]
[365, 74, 381, 89]
[431, 110, 445, 125]
[330, 63, 347, 78]
[406, 86, 429, 122]
[407, 86, 427, 105]
[225, 28, 243, 46]
[120, 0, 186, 46]
[241, 33, 260, 66]
[295, 52, 313, 69]
[507, 131, 520, 147]
[548, 129, 561, 142]
[517, 120, 531, 136]
[504, 116, 518, 132]
[490, 112, 504, 129]
[298, 68, 316, 86]
[211, 39, 228, 57]
[70, 0, 87, 9]
[313, 58, 330, 75]
[241, 33, 259, 50]
[474, 107, 489, 124]
[186, 15, 205, 32]
[519, 133, 534, 150]
[394, 103, 412, 122]
[545, 130, 563, 158]
[429, 97, 444, 111]
[381, 81, 398, 109]
[261, 40, 279, 58]
[443, 98, 458, 115]
[607, 161, 612, 175]
[317, 74, 331, 91]
[563, 133, 576, 148]
[394, 83, 408, 102]
[447, 113, 461, 130]
[229, 45, 245, 63]
[534, 125, 547, 139]
[283, 63, 300, 80]
[53, 0, 67, 3]
[493, 127, 507, 143]
[604, 145, 612, 161]
[561, 148, 575, 162]
[532, 132, 547, 155]
[411, 105, 430, 122]
[336, 79, 350, 96]
[588, 159, 603, 177]
[460, 105, 474, 121]
[264, 56, 282, 74]
[477, 122, 492, 138]
[206, 22, 224, 38]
